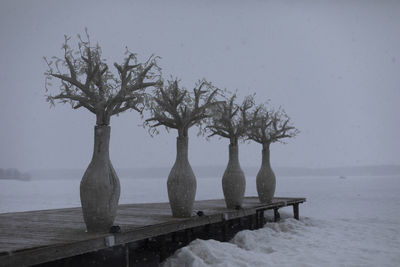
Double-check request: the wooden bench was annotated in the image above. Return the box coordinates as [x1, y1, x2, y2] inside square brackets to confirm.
[0, 197, 306, 267]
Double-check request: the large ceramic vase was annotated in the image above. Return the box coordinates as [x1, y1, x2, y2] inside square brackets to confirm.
[256, 145, 276, 203]
[222, 143, 246, 209]
[167, 136, 196, 218]
[80, 125, 121, 232]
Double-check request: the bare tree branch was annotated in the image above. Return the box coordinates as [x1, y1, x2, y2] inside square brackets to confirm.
[44, 30, 160, 125]
[247, 103, 299, 145]
[144, 78, 220, 138]
[206, 93, 255, 145]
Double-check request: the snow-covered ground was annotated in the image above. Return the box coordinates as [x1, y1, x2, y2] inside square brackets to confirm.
[1, 175, 400, 266]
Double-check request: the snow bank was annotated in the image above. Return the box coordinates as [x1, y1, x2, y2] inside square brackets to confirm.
[163, 217, 400, 267]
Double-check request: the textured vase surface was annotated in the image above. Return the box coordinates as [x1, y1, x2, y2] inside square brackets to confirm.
[167, 136, 197, 218]
[80, 125, 120, 232]
[222, 144, 246, 209]
[256, 146, 276, 203]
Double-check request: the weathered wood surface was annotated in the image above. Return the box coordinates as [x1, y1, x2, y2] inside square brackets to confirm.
[0, 197, 305, 267]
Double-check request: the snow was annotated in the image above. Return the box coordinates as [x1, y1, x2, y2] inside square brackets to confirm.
[164, 217, 400, 267]
[163, 175, 400, 267]
[1, 175, 400, 266]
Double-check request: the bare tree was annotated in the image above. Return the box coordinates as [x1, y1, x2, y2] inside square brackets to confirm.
[247, 105, 299, 148]
[44, 30, 161, 232]
[144, 78, 219, 217]
[145, 78, 219, 138]
[205, 93, 255, 208]
[247, 103, 299, 203]
[44, 29, 161, 126]
[206, 93, 255, 145]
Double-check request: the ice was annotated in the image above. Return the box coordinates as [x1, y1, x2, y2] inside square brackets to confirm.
[1, 175, 400, 266]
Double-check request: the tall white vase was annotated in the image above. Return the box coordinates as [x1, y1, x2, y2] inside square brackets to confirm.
[80, 125, 120, 232]
[256, 145, 276, 203]
[222, 144, 246, 208]
[167, 136, 197, 218]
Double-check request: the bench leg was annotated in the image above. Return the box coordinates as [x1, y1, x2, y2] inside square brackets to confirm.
[222, 221, 229, 241]
[273, 208, 280, 222]
[257, 210, 265, 228]
[125, 244, 130, 267]
[293, 203, 299, 220]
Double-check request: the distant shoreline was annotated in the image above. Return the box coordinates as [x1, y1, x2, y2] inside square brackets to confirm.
[21, 164, 400, 180]
[0, 168, 31, 181]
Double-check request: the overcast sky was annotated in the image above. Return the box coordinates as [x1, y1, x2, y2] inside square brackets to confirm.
[0, 0, 399, 172]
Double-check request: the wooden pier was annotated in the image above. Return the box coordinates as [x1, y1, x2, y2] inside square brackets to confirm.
[0, 197, 305, 267]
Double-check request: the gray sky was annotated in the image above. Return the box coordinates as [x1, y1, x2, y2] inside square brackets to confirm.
[0, 0, 399, 172]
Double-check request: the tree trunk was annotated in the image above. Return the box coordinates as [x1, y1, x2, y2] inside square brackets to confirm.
[80, 125, 120, 232]
[256, 144, 276, 203]
[167, 136, 197, 217]
[222, 143, 246, 208]
[96, 111, 110, 126]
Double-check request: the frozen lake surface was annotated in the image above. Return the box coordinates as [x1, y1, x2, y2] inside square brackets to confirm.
[1, 175, 400, 266]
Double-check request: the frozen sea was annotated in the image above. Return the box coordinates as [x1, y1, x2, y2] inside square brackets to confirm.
[1, 174, 400, 266]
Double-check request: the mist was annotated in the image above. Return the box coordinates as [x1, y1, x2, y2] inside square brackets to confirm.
[1, 0, 399, 172]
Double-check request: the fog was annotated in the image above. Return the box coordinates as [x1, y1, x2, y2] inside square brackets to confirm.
[0, 0, 399, 172]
